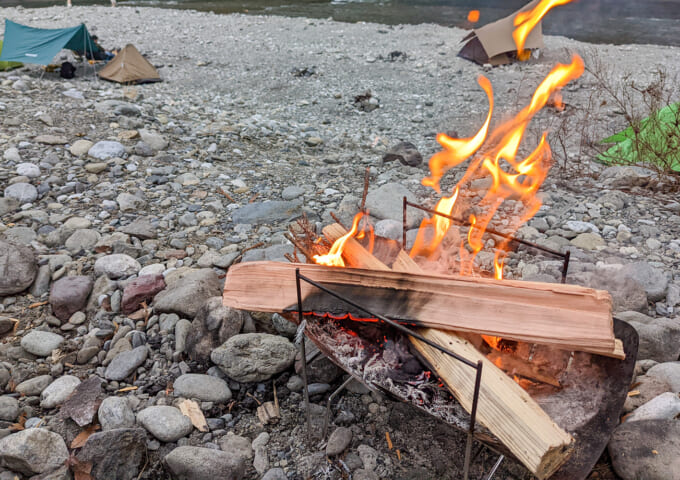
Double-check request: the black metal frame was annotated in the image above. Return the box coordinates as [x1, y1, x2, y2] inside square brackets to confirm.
[295, 268, 484, 480]
[402, 197, 571, 283]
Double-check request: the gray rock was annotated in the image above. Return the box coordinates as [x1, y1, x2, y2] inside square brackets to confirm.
[570, 232, 605, 250]
[0, 239, 36, 295]
[21, 330, 65, 357]
[16, 162, 40, 178]
[3, 226, 37, 245]
[35, 135, 67, 145]
[165, 446, 246, 480]
[136, 406, 193, 442]
[645, 361, 680, 391]
[620, 262, 669, 302]
[138, 129, 168, 151]
[232, 199, 303, 225]
[4, 147, 21, 162]
[65, 229, 101, 253]
[40, 375, 80, 408]
[94, 100, 141, 117]
[0, 317, 15, 335]
[0, 396, 19, 421]
[69, 139, 94, 156]
[599, 165, 655, 188]
[77, 428, 147, 480]
[281, 185, 305, 200]
[4, 182, 38, 204]
[30, 264, 51, 297]
[626, 392, 680, 422]
[262, 468, 287, 480]
[219, 432, 252, 461]
[98, 396, 135, 431]
[382, 141, 422, 166]
[94, 254, 141, 279]
[185, 297, 248, 362]
[326, 426, 352, 456]
[565, 220, 600, 233]
[623, 375, 672, 413]
[16, 375, 53, 396]
[105, 346, 148, 381]
[0, 197, 19, 216]
[175, 318, 192, 354]
[252, 432, 269, 474]
[0, 428, 69, 475]
[364, 183, 425, 228]
[118, 217, 157, 239]
[621, 312, 680, 362]
[116, 192, 146, 212]
[154, 269, 222, 319]
[271, 313, 297, 339]
[88, 140, 126, 160]
[0, 364, 8, 389]
[211, 333, 297, 383]
[608, 419, 680, 480]
[50, 275, 93, 321]
[374, 219, 403, 240]
[571, 269, 648, 313]
[173, 374, 232, 403]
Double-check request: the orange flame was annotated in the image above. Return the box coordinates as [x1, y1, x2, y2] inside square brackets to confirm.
[513, 0, 575, 60]
[413, 55, 584, 276]
[422, 76, 494, 193]
[409, 187, 459, 258]
[314, 212, 366, 267]
[467, 10, 480, 23]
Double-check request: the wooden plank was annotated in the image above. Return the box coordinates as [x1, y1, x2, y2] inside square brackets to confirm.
[409, 329, 574, 479]
[316, 235, 574, 477]
[223, 261, 619, 356]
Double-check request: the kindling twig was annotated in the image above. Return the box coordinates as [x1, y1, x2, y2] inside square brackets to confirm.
[329, 211, 347, 230]
[217, 187, 235, 202]
[284, 232, 315, 262]
[360, 166, 370, 212]
[242, 242, 265, 254]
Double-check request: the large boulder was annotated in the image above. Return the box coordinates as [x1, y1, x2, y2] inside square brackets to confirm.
[364, 183, 425, 228]
[153, 269, 222, 318]
[0, 239, 36, 296]
[619, 262, 670, 303]
[185, 297, 248, 362]
[211, 333, 297, 383]
[165, 446, 245, 480]
[619, 311, 680, 362]
[0, 428, 69, 475]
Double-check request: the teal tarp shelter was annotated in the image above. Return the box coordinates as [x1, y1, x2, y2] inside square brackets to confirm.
[0, 40, 22, 71]
[0, 19, 100, 66]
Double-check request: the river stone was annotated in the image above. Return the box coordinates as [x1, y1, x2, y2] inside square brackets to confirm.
[608, 419, 680, 480]
[211, 333, 297, 383]
[98, 396, 135, 431]
[624, 375, 672, 413]
[139, 129, 168, 151]
[382, 141, 422, 166]
[35, 134, 68, 145]
[136, 406, 193, 442]
[94, 254, 141, 279]
[219, 432, 253, 461]
[626, 392, 680, 422]
[154, 269, 222, 318]
[619, 262, 669, 302]
[94, 100, 141, 117]
[105, 346, 148, 381]
[185, 297, 248, 362]
[645, 362, 680, 391]
[65, 229, 102, 253]
[3, 226, 37, 245]
[121, 274, 166, 314]
[40, 375, 81, 408]
[599, 165, 655, 188]
[118, 217, 157, 239]
[4, 147, 21, 162]
[0, 396, 19, 421]
[69, 139, 94, 156]
[364, 183, 425, 228]
[623, 313, 680, 362]
[262, 468, 287, 480]
[77, 428, 147, 480]
[570, 232, 606, 250]
[50, 275, 93, 321]
[88, 140, 126, 160]
[0, 197, 19, 216]
[4, 182, 38, 204]
[21, 330, 65, 357]
[0, 239, 36, 295]
[165, 446, 245, 480]
[116, 192, 147, 212]
[232, 199, 303, 225]
[173, 374, 232, 403]
[281, 185, 305, 200]
[571, 269, 648, 313]
[0, 428, 69, 475]
[16, 162, 40, 178]
[326, 427, 353, 456]
[16, 375, 53, 396]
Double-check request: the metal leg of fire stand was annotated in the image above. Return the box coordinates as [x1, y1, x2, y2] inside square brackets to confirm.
[296, 269, 313, 445]
[463, 360, 484, 480]
[560, 250, 571, 284]
[322, 376, 354, 441]
[482, 455, 505, 480]
[402, 196, 408, 251]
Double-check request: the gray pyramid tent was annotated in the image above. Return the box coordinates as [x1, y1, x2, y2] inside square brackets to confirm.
[98, 44, 161, 84]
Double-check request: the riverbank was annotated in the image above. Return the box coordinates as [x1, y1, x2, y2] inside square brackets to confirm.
[1, 6, 680, 480]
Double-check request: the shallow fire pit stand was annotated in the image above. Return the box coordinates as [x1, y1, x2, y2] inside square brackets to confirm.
[290, 269, 638, 480]
[294, 268, 486, 480]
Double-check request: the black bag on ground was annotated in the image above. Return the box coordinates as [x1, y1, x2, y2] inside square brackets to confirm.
[60, 62, 76, 79]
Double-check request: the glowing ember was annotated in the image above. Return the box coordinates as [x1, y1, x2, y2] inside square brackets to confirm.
[513, 0, 575, 60]
[313, 212, 366, 266]
[467, 10, 480, 23]
[414, 55, 584, 277]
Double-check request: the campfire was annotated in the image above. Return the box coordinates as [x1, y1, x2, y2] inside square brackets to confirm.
[223, 2, 636, 479]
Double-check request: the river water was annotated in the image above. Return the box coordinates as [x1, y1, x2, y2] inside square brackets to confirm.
[5, 0, 680, 47]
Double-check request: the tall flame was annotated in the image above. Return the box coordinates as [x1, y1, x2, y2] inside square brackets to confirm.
[313, 212, 365, 267]
[513, 0, 575, 60]
[413, 55, 584, 277]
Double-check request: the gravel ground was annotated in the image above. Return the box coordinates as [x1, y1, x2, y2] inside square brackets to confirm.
[0, 5, 679, 480]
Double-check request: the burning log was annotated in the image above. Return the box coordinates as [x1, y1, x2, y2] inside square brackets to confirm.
[224, 261, 619, 358]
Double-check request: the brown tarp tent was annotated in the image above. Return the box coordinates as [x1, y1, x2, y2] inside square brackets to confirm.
[98, 44, 161, 84]
[458, 0, 544, 66]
